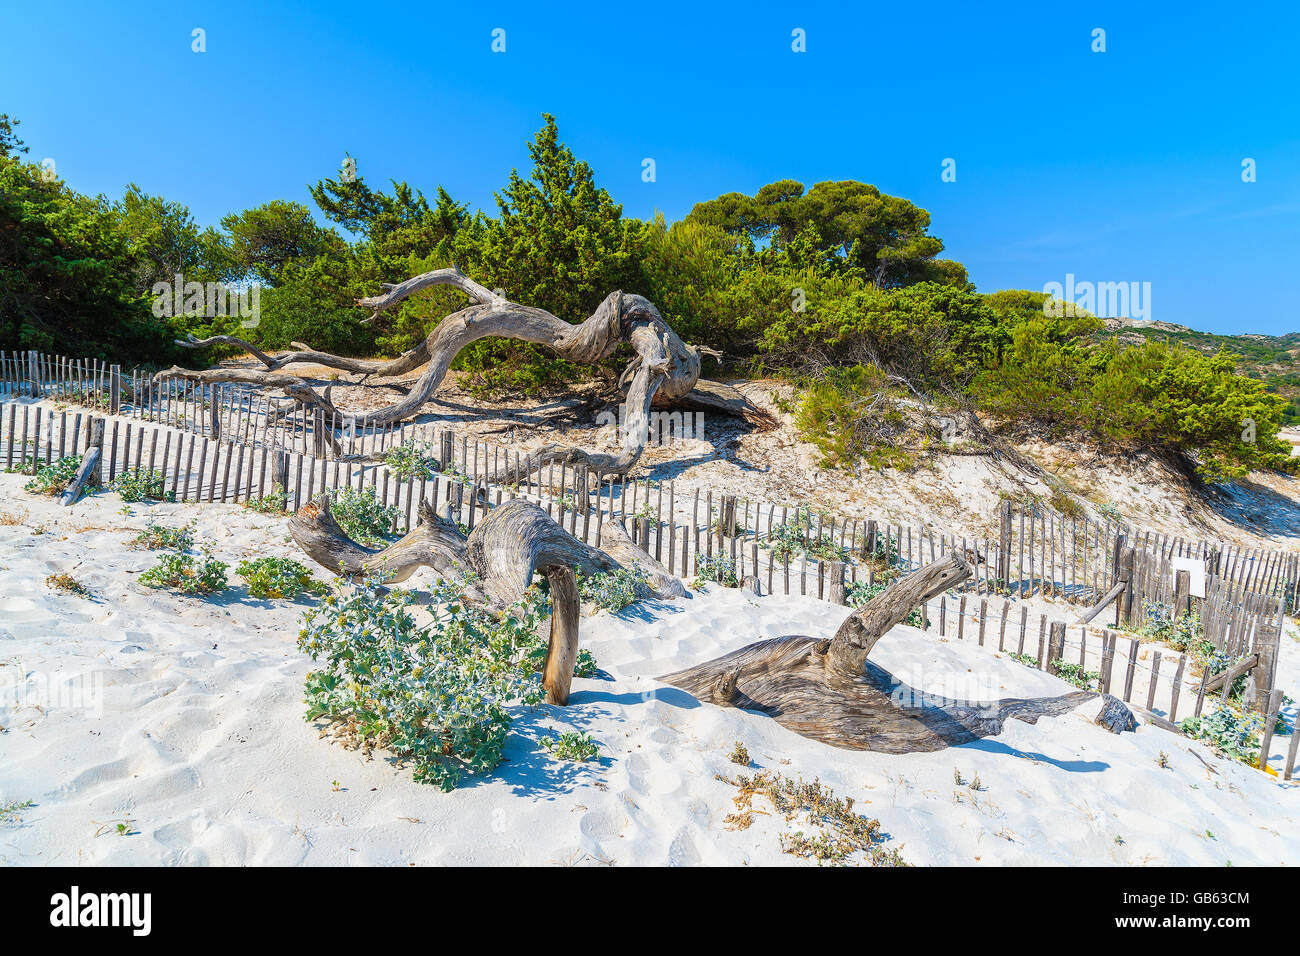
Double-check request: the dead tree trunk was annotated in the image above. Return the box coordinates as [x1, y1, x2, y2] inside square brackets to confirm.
[544, 566, 580, 705]
[289, 495, 682, 607]
[290, 495, 682, 705]
[160, 268, 774, 482]
[659, 552, 1101, 752]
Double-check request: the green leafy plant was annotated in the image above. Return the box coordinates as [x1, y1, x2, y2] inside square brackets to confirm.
[539, 731, 600, 762]
[298, 578, 547, 791]
[24, 455, 83, 496]
[762, 507, 847, 563]
[693, 553, 739, 588]
[111, 468, 173, 502]
[128, 521, 194, 551]
[1180, 705, 1265, 765]
[846, 578, 926, 627]
[383, 440, 440, 480]
[329, 486, 399, 546]
[139, 551, 229, 595]
[243, 483, 288, 514]
[237, 556, 326, 599]
[728, 741, 751, 766]
[1051, 659, 1101, 691]
[577, 567, 648, 611]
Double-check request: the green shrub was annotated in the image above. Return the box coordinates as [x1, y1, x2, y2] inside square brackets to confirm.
[329, 486, 399, 546]
[578, 567, 648, 611]
[539, 731, 600, 762]
[846, 578, 926, 627]
[139, 551, 229, 595]
[24, 455, 83, 495]
[1180, 705, 1265, 765]
[111, 468, 173, 503]
[694, 554, 739, 588]
[237, 556, 326, 599]
[1051, 659, 1101, 690]
[763, 507, 846, 563]
[793, 365, 914, 471]
[383, 440, 440, 480]
[243, 483, 288, 514]
[298, 578, 548, 791]
[128, 521, 194, 551]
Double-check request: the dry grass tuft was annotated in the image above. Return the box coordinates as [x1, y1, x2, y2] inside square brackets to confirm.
[719, 770, 909, 866]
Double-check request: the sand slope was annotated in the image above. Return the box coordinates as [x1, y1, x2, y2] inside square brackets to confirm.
[0, 474, 1296, 866]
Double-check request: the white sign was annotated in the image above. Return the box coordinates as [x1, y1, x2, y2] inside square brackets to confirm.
[1170, 555, 1207, 599]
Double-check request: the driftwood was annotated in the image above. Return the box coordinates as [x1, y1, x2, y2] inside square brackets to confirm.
[660, 552, 1099, 752]
[289, 494, 684, 705]
[288, 495, 682, 607]
[543, 566, 580, 705]
[1074, 581, 1127, 625]
[163, 268, 774, 481]
[59, 418, 104, 506]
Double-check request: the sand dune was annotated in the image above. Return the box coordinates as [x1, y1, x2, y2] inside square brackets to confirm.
[1, 474, 1296, 866]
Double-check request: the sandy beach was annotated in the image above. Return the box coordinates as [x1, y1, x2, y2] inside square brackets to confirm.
[1, 473, 1297, 866]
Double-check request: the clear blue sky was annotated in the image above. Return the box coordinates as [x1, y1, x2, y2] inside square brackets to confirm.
[3, 0, 1298, 335]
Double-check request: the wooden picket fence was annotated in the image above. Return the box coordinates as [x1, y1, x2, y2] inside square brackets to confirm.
[914, 591, 1298, 779]
[2, 392, 1297, 778]
[2, 348, 1298, 616]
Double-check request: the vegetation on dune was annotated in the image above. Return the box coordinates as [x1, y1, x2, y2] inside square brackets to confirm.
[298, 578, 551, 791]
[2, 107, 1293, 483]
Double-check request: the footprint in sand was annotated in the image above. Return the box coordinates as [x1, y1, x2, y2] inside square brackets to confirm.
[667, 826, 701, 866]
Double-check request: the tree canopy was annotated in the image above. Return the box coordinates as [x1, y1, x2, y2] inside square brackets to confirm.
[0, 111, 1292, 482]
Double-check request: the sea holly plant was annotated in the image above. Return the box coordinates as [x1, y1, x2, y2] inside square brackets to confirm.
[693, 553, 739, 589]
[1180, 705, 1265, 766]
[328, 486, 400, 546]
[577, 566, 649, 611]
[297, 577, 548, 791]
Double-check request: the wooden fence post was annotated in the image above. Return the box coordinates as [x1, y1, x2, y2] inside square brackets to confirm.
[829, 560, 846, 606]
[1174, 569, 1190, 619]
[1046, 621, 1066, 675]
[109, 364, 121, 414]
[997, 499, 1012, 585]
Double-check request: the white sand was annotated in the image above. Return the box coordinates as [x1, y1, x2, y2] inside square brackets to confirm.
[1, 473, 1297, 866]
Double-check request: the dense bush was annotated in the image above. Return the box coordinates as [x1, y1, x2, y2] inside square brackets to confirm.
[297, 578, 548, 790]
[5, 106, 1292, 483]
[329, 486, 399, 546]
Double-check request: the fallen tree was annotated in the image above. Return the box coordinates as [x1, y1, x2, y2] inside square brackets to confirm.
[659, 552, 1111, 752]
[288, 494, 685, 703]
[159, 267, 775, 482]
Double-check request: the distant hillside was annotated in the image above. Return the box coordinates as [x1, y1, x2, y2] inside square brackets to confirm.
[1102, 319, 1300, 424]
